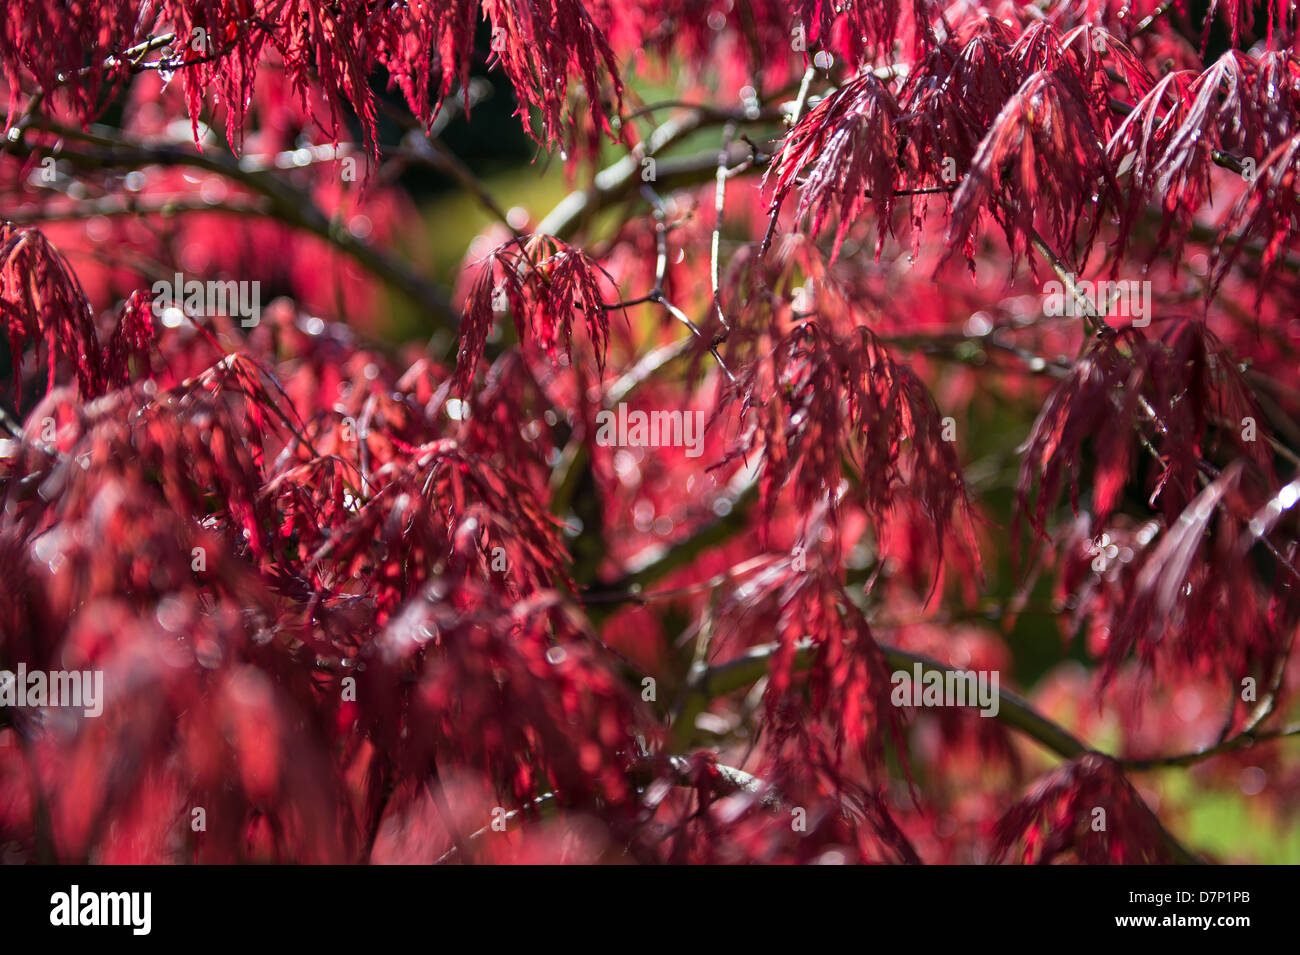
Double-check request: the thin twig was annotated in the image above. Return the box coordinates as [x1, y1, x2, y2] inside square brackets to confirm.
[710, 123, 738, 335]
[7, 130, 458, 328]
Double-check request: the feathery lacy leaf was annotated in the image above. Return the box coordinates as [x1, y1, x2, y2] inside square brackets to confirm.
[1017, 324, 1270, 544]
[766, 70, 902, 260]
[947, 66, 1117, 270]
[724, 320, 976, 573]
[994, 753, 1177, 864]
[455, 234, 616, 393]
[1, 226, 107, 407]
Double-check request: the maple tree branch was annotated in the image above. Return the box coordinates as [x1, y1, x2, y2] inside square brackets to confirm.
[535, 81, 798, 242]
[862, 184, 959, 197]
[710, 124, 739, 336]
[537, 136, 768, 242]
[602, 336, 695, 406]
[602, 185, 671, 309]
[683, 639, 1215, 863]
[788, 65, 818, 128]
[692, 640, 1092, 761]
[394, 132, 523, 239]
[598, 187, 734, 378]
[4, 195, 271, 224]
[1024, 225, 1103, 333]
[4, 31, 180, 145]
[1122, 722, 1300, 770]
[656, 294, 735, 380]
[1130, 0, 1178, 37]
[583, 474, 759, 607]
[431, 756, 773, 863]
[6, 126, 459, 328]
[431, 792, 558, 864]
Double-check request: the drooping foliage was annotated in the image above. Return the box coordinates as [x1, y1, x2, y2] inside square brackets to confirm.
[2, 0, 1300, 864]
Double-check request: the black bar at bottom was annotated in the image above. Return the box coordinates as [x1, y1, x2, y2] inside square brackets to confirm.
[0, 863, 1279, 942]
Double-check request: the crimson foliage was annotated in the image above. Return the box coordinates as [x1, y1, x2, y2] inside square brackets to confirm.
[1, 0, 1299, 864]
